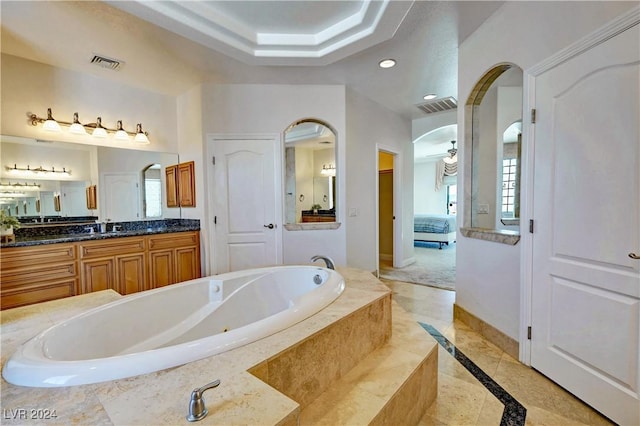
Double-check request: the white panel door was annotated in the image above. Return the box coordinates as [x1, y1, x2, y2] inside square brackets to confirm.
[210, 137, 281, 273]
[531, 24, 640, 425]
[59, 181, 90, 217]
[102, 173, 140, 222]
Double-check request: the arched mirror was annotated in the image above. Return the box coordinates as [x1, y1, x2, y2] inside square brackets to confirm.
[463, 64, 523, 243]
[284, 119, 337, 224]
[142, 164, 162, 218]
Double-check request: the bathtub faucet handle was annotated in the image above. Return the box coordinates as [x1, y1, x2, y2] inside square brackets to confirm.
[186, 379, 221, 422]
[310, 255, 335, 270]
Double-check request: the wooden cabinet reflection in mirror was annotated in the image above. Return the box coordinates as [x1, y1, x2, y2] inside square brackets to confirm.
[86, 185, 97, 210]
[166, 161, 195, 208]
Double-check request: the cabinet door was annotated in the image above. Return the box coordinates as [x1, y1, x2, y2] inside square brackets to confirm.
[81, 258, 116, 293]
[166, 165, 179, 208]
[175, 246, 200, 283]
[116, 253, 146, 295]
[178, 161, 195, 207]
[149, 250, 175, 288]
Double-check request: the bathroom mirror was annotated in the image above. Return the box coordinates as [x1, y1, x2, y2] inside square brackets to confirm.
[0, 136, 179, 224]
[465, 64, 523, 239]
[284, 119, 337, 224]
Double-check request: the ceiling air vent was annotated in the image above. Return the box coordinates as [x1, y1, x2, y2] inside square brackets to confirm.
[416, 96, 457, 114]
[90, 54, 123, 71]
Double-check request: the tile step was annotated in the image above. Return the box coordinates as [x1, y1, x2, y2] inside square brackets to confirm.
[299, 301, 439, 425]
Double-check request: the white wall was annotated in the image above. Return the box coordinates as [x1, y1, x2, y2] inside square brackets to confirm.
[0, 54, 178, 153]
[200, 84, 347, 269]
[346, 88, 413, 271]
[457, 1, 636, 340]
[414, 161, 448, 214]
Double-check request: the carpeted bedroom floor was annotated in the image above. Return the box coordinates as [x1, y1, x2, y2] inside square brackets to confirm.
[379, 240, 456, 291]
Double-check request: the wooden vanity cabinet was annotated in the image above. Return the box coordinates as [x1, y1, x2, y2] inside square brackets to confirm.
[0, 243, 78, 310]
[148, 231, 201, 287]
[165, 161, 196, 208]
[165, 165, 179, 208]
[79, 238, 147, 295]
[0, 231, 201, 309]
[177, 161, 196, 207]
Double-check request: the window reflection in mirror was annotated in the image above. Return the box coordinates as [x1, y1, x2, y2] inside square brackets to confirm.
[143, 164, 162, 218]
[468, 64, 523, 232]
[284, 119, 337, 224]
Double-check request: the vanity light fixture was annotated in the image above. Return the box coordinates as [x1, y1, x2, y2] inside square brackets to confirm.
[134, 123, 150, 144]
[114, 120, 130, 141]
[42, 108, 62, 132]
[378, 59, 396, 69]
[7, 164, 71, 176]
[320, 164, 336, 177]
[92, 117, 108, 138]
[29, 108, 150, 143]
[69, 112, 87, 135]
[0, 182, 41, 189]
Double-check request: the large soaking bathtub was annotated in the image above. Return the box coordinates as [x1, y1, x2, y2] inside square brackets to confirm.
[3, 265, 345, 388]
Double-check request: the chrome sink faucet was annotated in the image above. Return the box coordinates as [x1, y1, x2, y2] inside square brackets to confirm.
[311, 255, 335, 270]
[186, 379, 220, 422]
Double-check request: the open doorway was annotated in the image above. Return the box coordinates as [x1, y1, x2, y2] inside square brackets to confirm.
[379, 125, 457, 291]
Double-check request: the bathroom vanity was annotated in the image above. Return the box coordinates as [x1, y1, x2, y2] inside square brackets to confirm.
[0, 225, 200, 310]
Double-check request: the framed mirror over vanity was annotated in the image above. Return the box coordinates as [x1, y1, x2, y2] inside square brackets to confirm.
[283, 118, 339, 228]
[0, 135, 180, 225]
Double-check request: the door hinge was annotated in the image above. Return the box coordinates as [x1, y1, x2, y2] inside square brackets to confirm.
[212, 156, 216, 165]
[530, 108, 537, 124]
[214, 216, 217, 225]
[529, 219, 534, 233]
[527, 326, 532, 340]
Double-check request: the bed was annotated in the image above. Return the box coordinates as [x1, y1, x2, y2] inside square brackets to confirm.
[414, 214, 457, 249]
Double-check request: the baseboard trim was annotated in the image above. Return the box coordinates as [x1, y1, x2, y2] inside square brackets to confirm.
[453, 304, 519, 359]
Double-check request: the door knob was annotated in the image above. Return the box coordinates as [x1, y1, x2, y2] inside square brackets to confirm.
[629, 253, 640, 260]
[264, 224, 275, 229]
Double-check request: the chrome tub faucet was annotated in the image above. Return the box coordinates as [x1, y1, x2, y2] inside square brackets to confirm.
[310, 255, 335, 270]
[186, 379, 220, 422]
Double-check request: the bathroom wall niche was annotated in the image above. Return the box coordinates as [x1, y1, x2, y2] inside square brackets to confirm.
[284, 119, 337, 225]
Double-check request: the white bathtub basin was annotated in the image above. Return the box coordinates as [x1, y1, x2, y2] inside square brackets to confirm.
[2, 265, 344, 387]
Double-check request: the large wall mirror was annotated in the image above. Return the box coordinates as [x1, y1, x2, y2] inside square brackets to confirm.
[0, 136, 179, 224]
[284, 119, 337, 225]
[464, 64, 523, 242]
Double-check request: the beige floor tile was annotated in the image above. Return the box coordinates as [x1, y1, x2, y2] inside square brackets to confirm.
[475, 393, 504, 426]
[383, 279, 617, 426]
[422, 373, 489, 425]
[493, 354, 607, 425]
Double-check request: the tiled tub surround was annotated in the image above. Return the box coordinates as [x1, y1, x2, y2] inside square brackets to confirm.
[3, 219, 200, 247]
[0, 268, 438, 425]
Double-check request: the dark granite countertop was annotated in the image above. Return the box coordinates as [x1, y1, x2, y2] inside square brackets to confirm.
[1, 220, 200, 248]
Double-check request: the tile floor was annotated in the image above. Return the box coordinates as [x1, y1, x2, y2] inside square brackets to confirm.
[381, 278, 615, 426]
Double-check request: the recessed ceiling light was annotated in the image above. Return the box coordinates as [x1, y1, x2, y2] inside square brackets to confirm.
[423, 93, 437, 100]
[379, 59, 396, 69]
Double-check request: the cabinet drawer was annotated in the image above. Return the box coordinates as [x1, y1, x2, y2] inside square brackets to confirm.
[80, 237, 146, 259]
[1, 262, 76, 288]
[1, 278, 77, 310]
[148, 232, 199, 250]
[0, 244, 76, 270]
